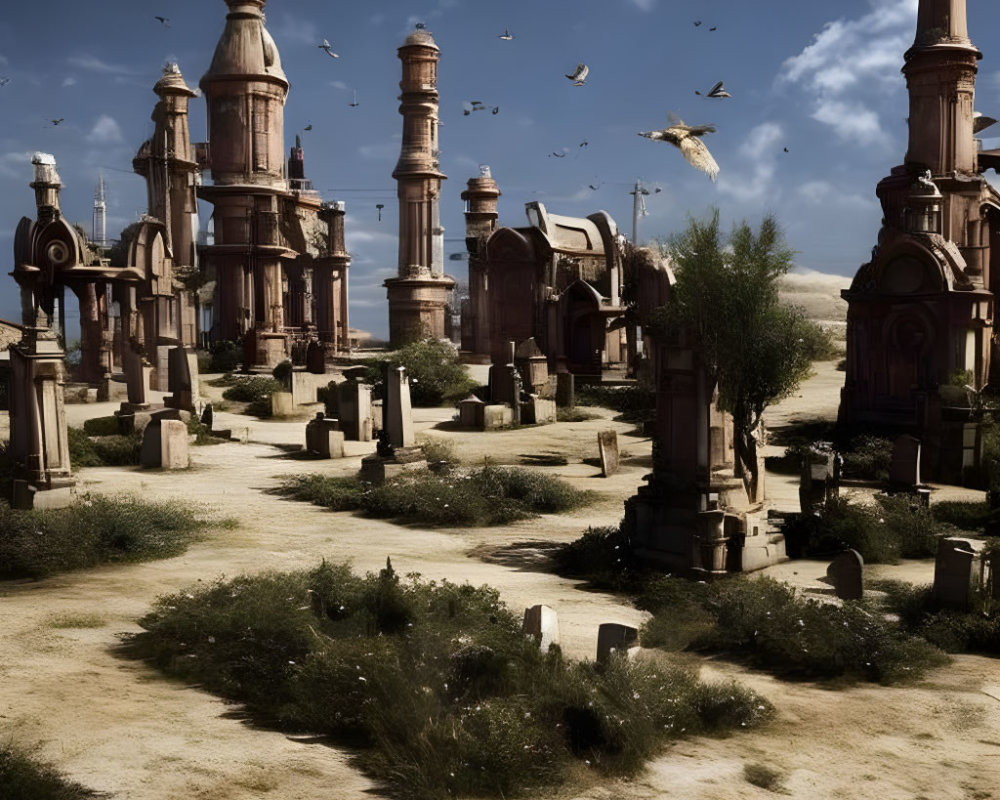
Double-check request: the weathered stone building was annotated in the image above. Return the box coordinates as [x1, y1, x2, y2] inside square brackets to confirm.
[385, 26, 455, 346]
[840, 0, 1000, 482]
[198, 0, 350, 368]
[461, 169, 627, 376]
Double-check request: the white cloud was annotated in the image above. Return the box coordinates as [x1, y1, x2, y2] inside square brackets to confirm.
[86, 115, 123, 144]
[274, 14, 319, 46]
[781, 0, 916, 146]
[61, 76, 77, 88]
[627, 0, 656, 10]
[797, 180, 875, 209]
[330, 80, 349, 91]
[67, 54, 137, 76]
[717, 122, 784, 204]
[0, 55, 8, 66]
[0, 151, 33, 180]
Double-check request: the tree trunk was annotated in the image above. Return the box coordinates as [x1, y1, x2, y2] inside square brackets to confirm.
[733, 417, 760, 504]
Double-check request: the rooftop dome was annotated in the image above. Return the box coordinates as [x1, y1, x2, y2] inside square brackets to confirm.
[403, 26, 438, 49]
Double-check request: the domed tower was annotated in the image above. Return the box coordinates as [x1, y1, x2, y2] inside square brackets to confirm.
[198, 0, 291, 367]
[385, 26, 455, 346]
[460, 165, 500, 358]
[840, 0, 1000, 483]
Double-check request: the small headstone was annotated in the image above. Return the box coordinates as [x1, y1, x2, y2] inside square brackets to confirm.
[556, 371, 575, 408]
[385, 365, 415, 448]
[160, 420, 190, 469]
[305, 340, 326, 374]
[933, 537, 983, 609]
[201, 402, 214, 430]
[165, 346, 199, 412]
[826, 549, 864, 600]
[270, 391, 295, 417]
[338, 378, 373, 441]
[596, 623, 639, 664]
[598, 430, 620, 477]
[522, 605, 560, 652]
[889, 435, 921, 487]
[522, 396, 556, 425]
[305, 413, 345, 458]
[458, 394, 485, 428]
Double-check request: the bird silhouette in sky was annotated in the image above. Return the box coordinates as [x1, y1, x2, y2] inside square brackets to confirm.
[303, 124, 313, 131]
[588, 183, 601, 190]
[154, 16, 170, 27]
[696, 81, 731, 99]
[549, 148, 568, 158]
[709, 26, 717, 31]
[50, 118, 64, 126]
[565, 63, 588, 86]
[638, 113, 719, 181]
[0, 77, 10, 87]
[319, 39, 339, 58]
[579, 141, 588, 147]
[491, 106, 499, 115]
[498, 28, 514, 40]
[693, 20, 702, 26]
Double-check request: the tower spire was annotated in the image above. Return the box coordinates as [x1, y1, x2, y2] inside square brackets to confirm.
[911, 0, 973, 50]
[92, 173, 106, 247]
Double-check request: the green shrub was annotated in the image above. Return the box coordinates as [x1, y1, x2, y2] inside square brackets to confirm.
[0, 495, 206, 580]
[840, 435, 893, 482]
[362, 338, 477, 407]
[276, 465, 592, 527]
[576, 384, 655, 423]
[82, 416, 119, 437]
[931, 500, 990, 534]
[552, 525, 644, 590]
[796, 319, 838, 361]
[638, 576, 948, 684]
[67, 428, 142, 468]
[0, 742, 103, 800]
[556, 407, 600, 422]
[222, 376, 282, 404]
[272, 359, 293, 390]
[417, 436, 458, 474]
[208, 340, 242, 373]
[123, 562, 772, 800]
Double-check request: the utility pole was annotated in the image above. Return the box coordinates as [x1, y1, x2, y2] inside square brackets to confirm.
[630, 179, 649, 244]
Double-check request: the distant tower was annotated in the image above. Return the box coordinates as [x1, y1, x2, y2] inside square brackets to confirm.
[840, 0, 1000, 482]
[92, 174, 106, 248]
[461, 165, 500, 358]
[199, 0, 291, 366]
[385, 25, 455, 346]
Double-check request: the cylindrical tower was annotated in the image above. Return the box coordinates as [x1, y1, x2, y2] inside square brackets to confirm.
[904, 0, 981, 176]
[385, 26, 455, 346]
[461, 166, 500, 357]
[198, 0, 291, 365]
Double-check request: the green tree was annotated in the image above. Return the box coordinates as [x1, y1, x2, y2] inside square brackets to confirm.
[662, 209, 813, 502]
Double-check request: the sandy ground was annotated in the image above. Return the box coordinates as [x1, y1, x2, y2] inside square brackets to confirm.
[1, 363, 998, 800]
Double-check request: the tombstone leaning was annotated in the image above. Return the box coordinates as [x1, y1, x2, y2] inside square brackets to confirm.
[826, 549, 864, 600]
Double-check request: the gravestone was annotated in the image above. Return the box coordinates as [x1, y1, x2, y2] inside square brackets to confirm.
[522, 396, 556, 425]
[270, 391, 295, 417]
[359, 363, 425, 483]
[889, 435, 921, 487]
[164, 346, 199, 412]
[522, 604, 560, 652]
[598, 430, 620, 477]
[458, 394, 485, 428]
[386, 365, 415, 448]
[826, 549, 864, 600]
[338, 377, 374, 441]
[514, 338, 550, 395]
[201, 402, 214, 430]
[306, 340, 326, 374]
[596, 623, 639, 664]
[556, 371, 575, 408]
[305, 413, 345, 458]
[933, 537, 983, 609]
[799, 446, 841, 514]
[141, 416, 189, 469]
[122, 345, 153, 408]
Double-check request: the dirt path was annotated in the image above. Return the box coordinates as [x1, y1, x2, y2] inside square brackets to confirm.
[1, 366, 997, 799]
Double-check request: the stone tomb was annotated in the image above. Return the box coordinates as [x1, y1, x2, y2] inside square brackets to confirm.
[338, 371, 374, 442]
[141, 415, 189, 470]
[522, 605, 560, 653]
[596, 623, 639, 664]
[826, 549, 864, 600]
[598, 430, 620, 477]
[305, 413, 345, 459]
[359, 364, 426, 484]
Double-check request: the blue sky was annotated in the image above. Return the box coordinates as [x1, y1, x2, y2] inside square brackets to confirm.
[1, 0, 999, 338]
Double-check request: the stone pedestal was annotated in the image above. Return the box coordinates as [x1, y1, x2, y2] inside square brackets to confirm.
[305, 413, 345, 458]
[164, 346, 199, 412]
[522, 396, 555, 425]
[338, 379, 374, 441]
[359, 447, 427, 484]
[458, 394, 486, 427]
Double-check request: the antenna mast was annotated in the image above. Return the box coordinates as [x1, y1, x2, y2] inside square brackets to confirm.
[92, 173, 107, 247]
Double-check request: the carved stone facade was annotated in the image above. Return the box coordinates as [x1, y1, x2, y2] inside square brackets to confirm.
[840, 0, 1000, 483]
[198, 0, 350, 368]
[385, 26, 455, 346]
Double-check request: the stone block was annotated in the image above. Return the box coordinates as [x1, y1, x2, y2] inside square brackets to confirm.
[482, 404, 512, 430]
[338, 380, 374, 441]
[270, 391, 296, 417]
[385, 365, 415, 448]
[889, 435, 921, 487]
[458, 395, 485, 428]
[598, 430, 620, 477]
[359, 453, 427, 484]
[305, 413, 345, 459]
[556, 371, 575, 408]
[933, 537, 983, 609]
[596, 623, 639, 664]
[523, 396, 556, 425]
[827, 549, 864, 600]
[522, 605, 560, 652]
[160, 420, 189, 470]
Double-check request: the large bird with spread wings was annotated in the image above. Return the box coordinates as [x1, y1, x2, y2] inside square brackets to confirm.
[638, 113, 719, 181]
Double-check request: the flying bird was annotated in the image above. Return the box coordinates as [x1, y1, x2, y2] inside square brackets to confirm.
[50, 118, 64, 126]
[498, 28, 514, 40]
[376, 203, 385, 221]
[549, 149, 567, 158]
[638, 114, 719, 182]
[783, 146, 789, 153]
[154, 16, 170, 27]
[565, 63, 589, 86]
[349, 90, 359, 107]
[491, 106, 499, 115]
[709, 26, 717, 31]
[303, 124, 313, 131]
[0, 77, 10, 87]
[588, 183, 601, 191]
[318, 39, 339, 58]
[695, 81, 731, 99]
[693, 20, 702, 26]
[579, 141, 588, 147]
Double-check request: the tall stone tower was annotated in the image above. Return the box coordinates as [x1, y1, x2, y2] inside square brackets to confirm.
[133, 63, 201, 351]
[385, 26, 455, 346]
[460, 166, 500, 359]
[840, 0, 1000, 482]
[199, 0, 291, 367]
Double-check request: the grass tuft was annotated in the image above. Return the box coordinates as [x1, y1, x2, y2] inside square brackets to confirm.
[743, 762, 785, 792]
[123, 561, 772, 800]
[276, 465, 593, 527]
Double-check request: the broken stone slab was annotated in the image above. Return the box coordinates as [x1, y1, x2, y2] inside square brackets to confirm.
[826, 549, 864, 600]
[598, 429, 620, 477]
[596, 623, 639, 664]
[523, 604, 560, 653]
[140, 415, 190, 469]
[522, 396, 556, 425]
[305, 413, 345, 459]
